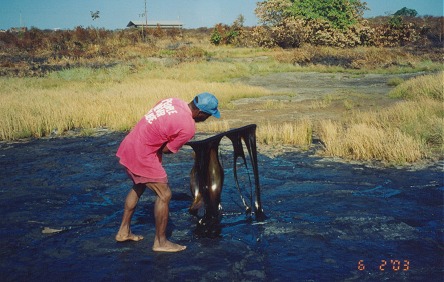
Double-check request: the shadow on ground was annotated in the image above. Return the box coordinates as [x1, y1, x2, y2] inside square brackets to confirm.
[0, 133, 442, 281]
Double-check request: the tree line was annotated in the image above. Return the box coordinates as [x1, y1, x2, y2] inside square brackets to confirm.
[211, 0, 443, 48]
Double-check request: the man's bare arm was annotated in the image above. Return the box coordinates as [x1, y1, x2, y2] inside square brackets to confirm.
[161, 143, 172, 154]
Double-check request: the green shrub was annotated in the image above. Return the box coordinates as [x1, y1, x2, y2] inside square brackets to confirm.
[210, 26, 222, 45]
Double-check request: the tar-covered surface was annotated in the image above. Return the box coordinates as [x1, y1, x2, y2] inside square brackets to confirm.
[0, 133, 442, 281]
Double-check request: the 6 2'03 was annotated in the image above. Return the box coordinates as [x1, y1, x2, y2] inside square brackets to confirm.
[358, 260, 410, 271]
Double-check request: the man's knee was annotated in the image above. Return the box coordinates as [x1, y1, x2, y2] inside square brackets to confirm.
[147, 183, 172, 202]
[161, 187, 172, 202]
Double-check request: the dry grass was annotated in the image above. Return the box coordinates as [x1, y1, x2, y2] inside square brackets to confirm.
[0, 75, 267, 140]
[260, 100, 286, 110]
[257, 119, 313, 149]
[274, 45, 442, 73]
[389, 71, 444, 101]
[317, 120, 424, 164]
[197, 118, 314, 149]
[316, 72, 443, 165]
[196, 120, 231, 133]
[1, 39, 442, 165]
[310, 94, 337, 109]
[352, 98, 444, 154]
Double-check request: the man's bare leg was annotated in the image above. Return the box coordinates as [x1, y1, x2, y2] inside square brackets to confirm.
[116, 184, 145, 242]
[150, 183, 186, 252]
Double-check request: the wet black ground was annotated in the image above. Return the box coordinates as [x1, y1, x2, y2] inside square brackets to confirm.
[0, 133, 442, 281]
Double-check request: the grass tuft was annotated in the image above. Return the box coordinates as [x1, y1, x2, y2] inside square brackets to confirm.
[317, 72, 443, 164]
[317, 120, 424, 165]
[389, 71, 443, 101]
[257, 119, 313, 149]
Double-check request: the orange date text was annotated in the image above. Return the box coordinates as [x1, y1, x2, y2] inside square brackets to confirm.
[358, 260, 410, 271]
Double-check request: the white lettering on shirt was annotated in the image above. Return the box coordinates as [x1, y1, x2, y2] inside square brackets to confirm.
[144, 98, 178, 124]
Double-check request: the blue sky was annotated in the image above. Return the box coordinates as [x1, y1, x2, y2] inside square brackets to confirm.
[1, 0, 442, 30]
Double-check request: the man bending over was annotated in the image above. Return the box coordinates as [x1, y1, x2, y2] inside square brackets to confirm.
[115, 92, 220, 252]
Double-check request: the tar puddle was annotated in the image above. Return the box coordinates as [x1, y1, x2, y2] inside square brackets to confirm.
[0, 133, 442, 281]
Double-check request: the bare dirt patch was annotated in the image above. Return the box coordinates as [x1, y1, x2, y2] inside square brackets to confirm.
[225, 71, 423, 126]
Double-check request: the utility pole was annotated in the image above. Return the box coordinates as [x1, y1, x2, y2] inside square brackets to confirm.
[144, 0, 148, 42]
[139, 0, 148, 41]
[145, 0, 148, 27]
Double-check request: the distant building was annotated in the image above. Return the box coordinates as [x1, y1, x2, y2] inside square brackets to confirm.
[8, 27, 27, 32]
[126, 20, 183, 29]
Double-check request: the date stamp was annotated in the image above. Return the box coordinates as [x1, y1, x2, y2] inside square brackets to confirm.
[358, 260, 410, 271]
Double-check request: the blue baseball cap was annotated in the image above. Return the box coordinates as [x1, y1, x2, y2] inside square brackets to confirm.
[194, 92, 220, 118]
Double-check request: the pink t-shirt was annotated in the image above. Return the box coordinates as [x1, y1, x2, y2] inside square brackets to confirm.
[116, 98, 195, 180]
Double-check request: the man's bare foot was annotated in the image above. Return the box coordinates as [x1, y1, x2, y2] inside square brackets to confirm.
[115, 233, 144, 242]
[152, 240, 186, 252]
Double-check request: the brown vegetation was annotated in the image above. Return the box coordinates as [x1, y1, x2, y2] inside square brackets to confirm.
[0, 18, 443, 166]
[1, 15, 442, 77]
